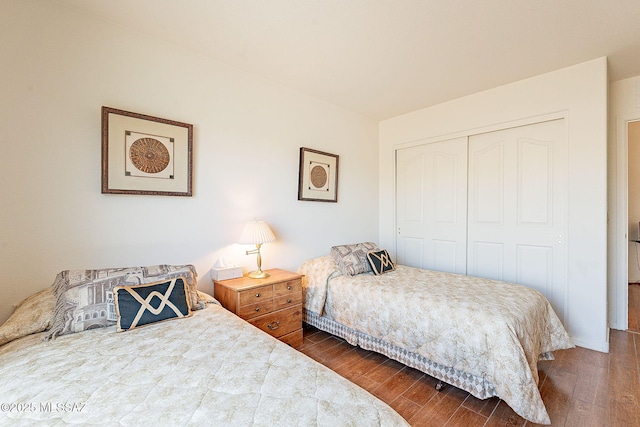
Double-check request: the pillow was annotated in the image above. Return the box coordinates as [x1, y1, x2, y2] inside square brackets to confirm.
[366, 249, 396, 275]
[197, 290, 219, 306]
[0, 288, 55, 346]
[46, 264, 204, 339]
[330, 242, 379, 276]
[114, 277, 192, 332]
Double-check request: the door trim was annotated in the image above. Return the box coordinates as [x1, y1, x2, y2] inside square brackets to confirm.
[612, 114, 640, 330]
[393, 112, 568, 152]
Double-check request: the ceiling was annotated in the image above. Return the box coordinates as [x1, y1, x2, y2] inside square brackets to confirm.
[58, 0, 640, 120]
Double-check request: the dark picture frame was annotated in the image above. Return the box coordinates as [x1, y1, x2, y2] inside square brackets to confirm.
[101, 106, 193, 196]
[298, 147, 339, 202]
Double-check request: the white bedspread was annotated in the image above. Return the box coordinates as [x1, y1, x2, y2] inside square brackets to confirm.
[299, 256, 574, 424]
[0, 303, 408, 426]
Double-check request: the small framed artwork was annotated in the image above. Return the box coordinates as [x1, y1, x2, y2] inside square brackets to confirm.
[298, 147, 339, 202]
[101, 106, 193, 196]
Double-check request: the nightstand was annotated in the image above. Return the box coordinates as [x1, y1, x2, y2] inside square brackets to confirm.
[213, 269, 304, 347]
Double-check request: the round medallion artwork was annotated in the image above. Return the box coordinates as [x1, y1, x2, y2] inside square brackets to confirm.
[310, 165, 328, 189]
[129, 138, 170, 174]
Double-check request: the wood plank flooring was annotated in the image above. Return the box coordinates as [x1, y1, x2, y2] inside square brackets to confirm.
[299, 325, 640, 426]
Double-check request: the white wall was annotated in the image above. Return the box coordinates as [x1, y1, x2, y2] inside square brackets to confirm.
[0, 0, 379, 323]
[380, 58, 608, 352]
[608, 75, 640, 330]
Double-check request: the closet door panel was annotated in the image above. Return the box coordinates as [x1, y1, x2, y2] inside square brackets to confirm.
[396, 137, 467, 273]
[433, 239, 458, 273]
[397, 237, 424, 269]
[468, 119, 566, 321]
[401, 154, 424, 222]
[519, 141, 551, 224]
[473, 142, 504, 224]
[516, 244, 553, 297]
[471, 241, 504, 280]
[434, 152, 459, 222]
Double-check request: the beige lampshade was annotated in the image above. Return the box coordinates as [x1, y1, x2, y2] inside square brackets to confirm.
[239, 220, 276, 279]
[238, 220, 276, 245]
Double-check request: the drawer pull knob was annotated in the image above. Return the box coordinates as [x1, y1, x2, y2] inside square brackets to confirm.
[287, 285, 292, 290]
[267, 321, 280, 330]
[287, 299, 292, 303]
[255, 307, 260, 312]
[255, 293, 261, 297]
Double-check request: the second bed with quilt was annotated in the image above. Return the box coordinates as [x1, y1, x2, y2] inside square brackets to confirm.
[298, 248, 573, 425]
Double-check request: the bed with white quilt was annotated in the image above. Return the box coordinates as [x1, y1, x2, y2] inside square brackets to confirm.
[0, 264, 408, 426]
[297, 244, 574, 425]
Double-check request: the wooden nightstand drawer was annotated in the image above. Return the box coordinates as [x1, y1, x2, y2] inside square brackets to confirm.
[238, 286, 273, 306]
[249, 305, 302, 338]
[237, 301, 274, 320]
[274, 279, 301, 296]
[274, 293, 302, 310]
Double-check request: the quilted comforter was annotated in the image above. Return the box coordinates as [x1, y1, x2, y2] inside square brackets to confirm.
[0, 303, 408, 426]
[298, 256, 574, 425]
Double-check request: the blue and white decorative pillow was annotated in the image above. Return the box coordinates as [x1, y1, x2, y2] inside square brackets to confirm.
[114, 277, 192, 332]
[366, 249, 395, 275]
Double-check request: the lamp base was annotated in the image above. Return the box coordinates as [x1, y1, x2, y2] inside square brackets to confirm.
[247, 270, 270, 279]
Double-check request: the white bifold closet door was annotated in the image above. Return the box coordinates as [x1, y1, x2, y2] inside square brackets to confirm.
[467, 119, 566, 319]
[396, 137, 468, 274]
[396, 119, 567, 321]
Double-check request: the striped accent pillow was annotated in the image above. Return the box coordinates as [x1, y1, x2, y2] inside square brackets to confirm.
[330, 242, 379, 276]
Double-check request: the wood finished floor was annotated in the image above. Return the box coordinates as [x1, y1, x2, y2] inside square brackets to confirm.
[299, 325, 640, 426]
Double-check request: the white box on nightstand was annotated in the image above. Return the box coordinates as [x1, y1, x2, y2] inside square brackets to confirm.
[211, 266, 243, 281]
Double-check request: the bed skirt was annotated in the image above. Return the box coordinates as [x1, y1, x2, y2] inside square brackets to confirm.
[303, 308, 498, 400]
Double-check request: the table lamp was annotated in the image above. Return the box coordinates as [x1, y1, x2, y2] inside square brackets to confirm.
[238, 220, 276, 279]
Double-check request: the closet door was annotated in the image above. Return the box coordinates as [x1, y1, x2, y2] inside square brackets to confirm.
[396, 137, 467, 273]
[467, 119, 567, 318]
